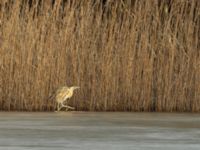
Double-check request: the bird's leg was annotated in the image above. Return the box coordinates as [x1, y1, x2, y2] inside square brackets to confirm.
[61, 103, 75, 110]
[65, 107, 69, 111]
[57, 103, 62, 111]
[65, 105, 75, 110]
[55, 103, 60, 112]
[57, 103, 59, 111]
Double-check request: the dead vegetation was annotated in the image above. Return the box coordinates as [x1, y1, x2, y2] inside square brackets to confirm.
[0, 0, 199, 111]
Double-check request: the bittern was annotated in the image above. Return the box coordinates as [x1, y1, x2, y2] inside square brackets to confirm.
[55, 86, 80, 112]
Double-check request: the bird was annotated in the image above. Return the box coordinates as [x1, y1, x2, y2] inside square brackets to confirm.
[55, 86, 80, 112]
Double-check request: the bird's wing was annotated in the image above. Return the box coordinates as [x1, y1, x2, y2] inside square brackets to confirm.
[56, 86, 70, 100]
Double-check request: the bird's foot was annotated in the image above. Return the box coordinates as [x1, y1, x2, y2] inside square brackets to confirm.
[65, 106, 75, 111]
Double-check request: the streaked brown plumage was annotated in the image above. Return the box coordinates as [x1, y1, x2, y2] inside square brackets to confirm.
[55, 86, 80, 111]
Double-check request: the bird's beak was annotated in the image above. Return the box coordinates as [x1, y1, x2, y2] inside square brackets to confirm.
[74, 86, 80, 90]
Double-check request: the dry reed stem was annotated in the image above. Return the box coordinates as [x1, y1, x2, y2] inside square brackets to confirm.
[0, 0, 199, 112]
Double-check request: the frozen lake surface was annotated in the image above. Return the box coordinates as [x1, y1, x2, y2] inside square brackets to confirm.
[0, 112, 199, 150]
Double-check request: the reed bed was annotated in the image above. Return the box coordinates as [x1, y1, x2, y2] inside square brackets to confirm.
[0, 0, 199, 112]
